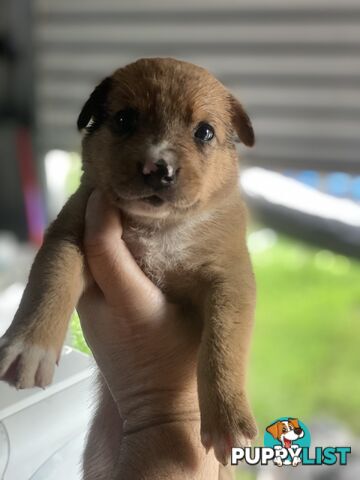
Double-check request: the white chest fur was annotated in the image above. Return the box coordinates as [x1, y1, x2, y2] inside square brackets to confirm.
[122, 212, 213, 286]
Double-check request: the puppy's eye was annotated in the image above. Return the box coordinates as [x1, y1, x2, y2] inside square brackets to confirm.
[114, 108, 137, 134]
[194, 123, 214, 142]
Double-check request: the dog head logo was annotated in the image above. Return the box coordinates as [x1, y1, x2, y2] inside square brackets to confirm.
[264, 417, 310, 467]
[266, 418, 304, 449]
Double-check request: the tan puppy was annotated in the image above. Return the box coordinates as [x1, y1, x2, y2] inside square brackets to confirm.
[0, 58, 257, 470]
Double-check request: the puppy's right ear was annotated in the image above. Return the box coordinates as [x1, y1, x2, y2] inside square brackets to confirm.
[77, 77, 112, 132]
[266, 422, 280, 439]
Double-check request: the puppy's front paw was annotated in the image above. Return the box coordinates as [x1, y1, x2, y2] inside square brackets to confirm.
[0, 336, 57, 389]
[200, 390, 257, 466]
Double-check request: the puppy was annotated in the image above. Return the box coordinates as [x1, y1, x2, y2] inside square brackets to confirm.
[0, 58, 257, 472]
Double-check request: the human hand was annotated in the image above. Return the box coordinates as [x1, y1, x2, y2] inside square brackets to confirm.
[77, 190, 201, 433]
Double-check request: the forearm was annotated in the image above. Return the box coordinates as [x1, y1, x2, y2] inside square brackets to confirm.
[115, 420, 219, 480]
[9, 183, 92, 338]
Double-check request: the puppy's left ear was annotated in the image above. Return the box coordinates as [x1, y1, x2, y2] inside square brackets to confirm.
[77, 77, 112, 132]
[229, 95, 255, 147]
[289, 418, 300, 429]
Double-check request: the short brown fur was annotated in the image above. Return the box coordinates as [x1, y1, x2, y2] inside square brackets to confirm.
[0, 58, 257, 475]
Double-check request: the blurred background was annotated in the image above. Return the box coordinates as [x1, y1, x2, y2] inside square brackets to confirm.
[0, 0, 359, 478]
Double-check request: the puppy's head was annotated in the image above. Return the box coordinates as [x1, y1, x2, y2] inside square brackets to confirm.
[78, 58, 254, 220]
[266, 419, 304, 446]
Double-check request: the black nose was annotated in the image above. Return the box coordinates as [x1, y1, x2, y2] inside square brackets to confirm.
[294, 428, 302, 435]
[142, 159, 177, 190]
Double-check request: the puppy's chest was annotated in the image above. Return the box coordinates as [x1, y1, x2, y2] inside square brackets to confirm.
[122, 225, 195, 291]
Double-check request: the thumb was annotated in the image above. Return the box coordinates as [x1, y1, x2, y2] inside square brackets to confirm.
[84, 190, 165, 319]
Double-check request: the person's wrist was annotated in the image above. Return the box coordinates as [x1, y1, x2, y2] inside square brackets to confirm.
[117, 416, 219, 480]
[122, 405, 201, 437]
[118, 383, 200, 436]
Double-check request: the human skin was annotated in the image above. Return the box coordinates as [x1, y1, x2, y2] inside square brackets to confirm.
[77, 190, 219, 480]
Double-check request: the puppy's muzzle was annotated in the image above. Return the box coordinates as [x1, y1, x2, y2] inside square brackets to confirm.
[141, 158, 179, 191]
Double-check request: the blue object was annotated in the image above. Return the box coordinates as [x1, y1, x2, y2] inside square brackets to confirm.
[327, 173, 351, 198]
